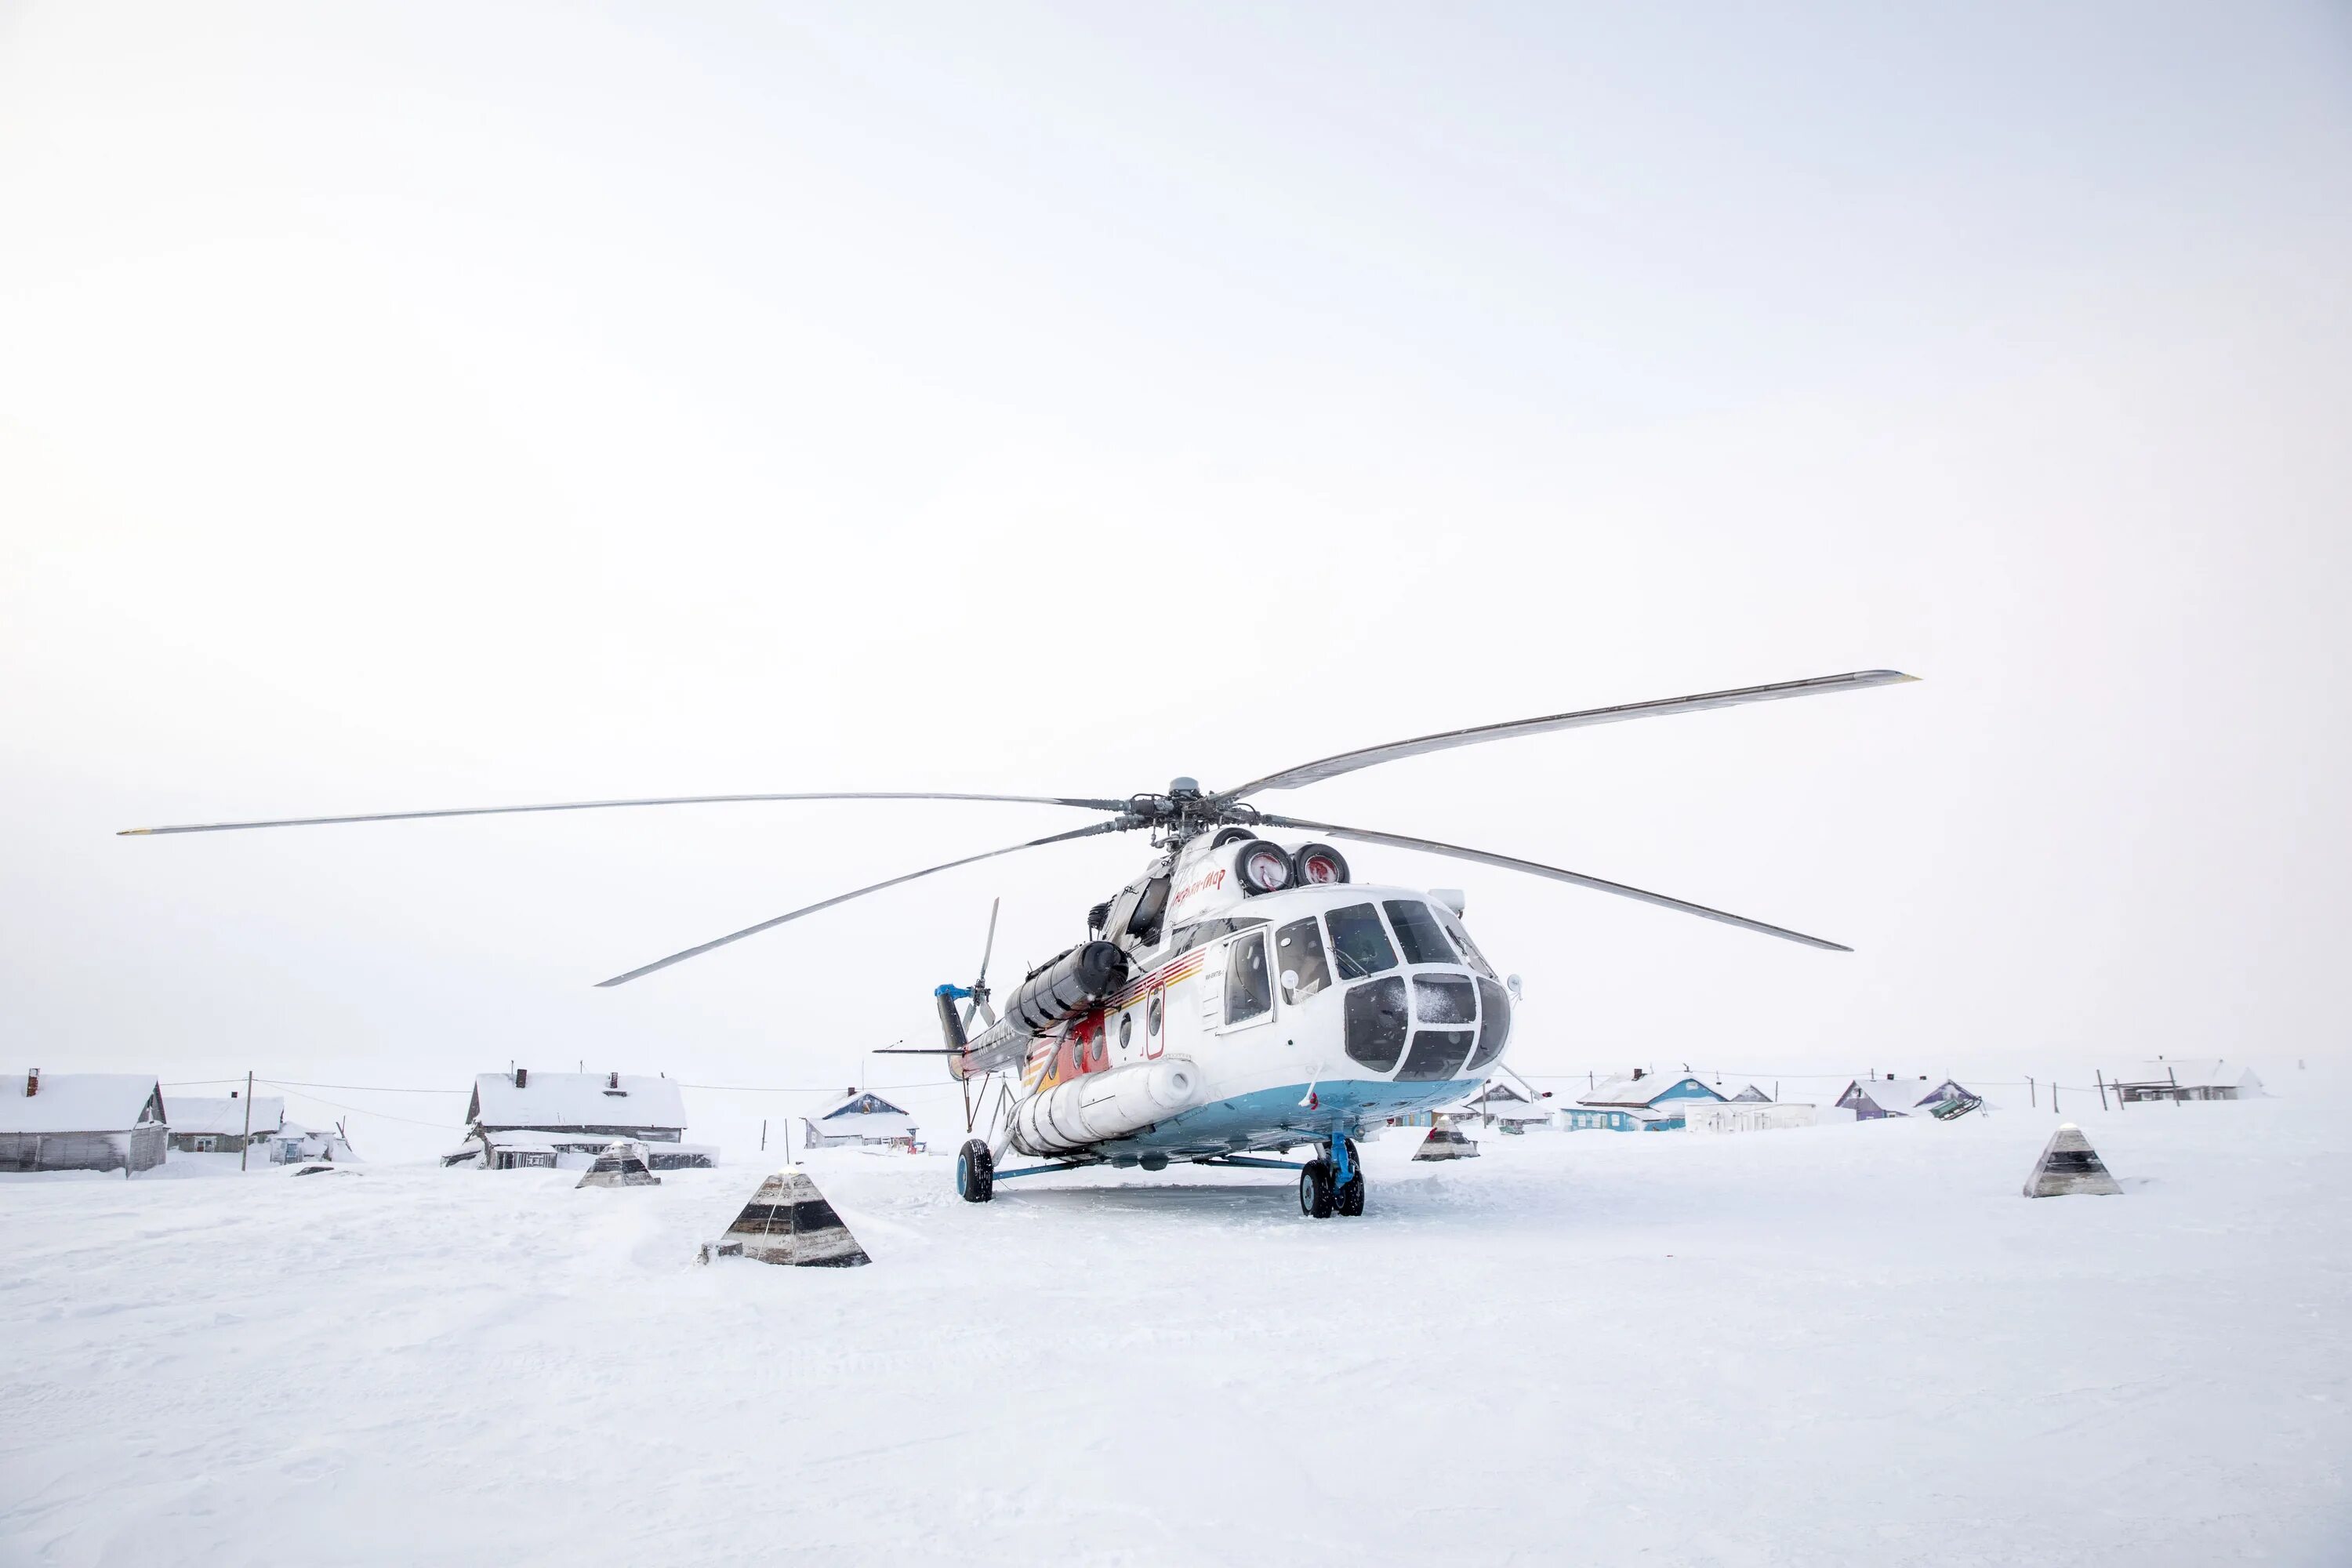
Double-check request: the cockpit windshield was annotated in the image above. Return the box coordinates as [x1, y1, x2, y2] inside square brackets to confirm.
[1384, 900, 1459, 967]
[1326, 903, 1397, 980]
[1435, 906, 1496, 979]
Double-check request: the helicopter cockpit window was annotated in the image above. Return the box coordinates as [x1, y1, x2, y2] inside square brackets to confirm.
[1466, 977, 1512, 1071]
[1327, 904, 1397, 979]
[1435, 907, 1497, 979]
[1385, 900, 1458, 967]
[1223, 931, 1272, 1025]
[1342, 976, 1409, 1071]
[1274, 917, 1330, 1004]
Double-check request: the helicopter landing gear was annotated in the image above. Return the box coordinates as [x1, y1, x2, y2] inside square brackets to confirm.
[1299, 1134, 1365, 1220]
[956, 1138, 994, 1203]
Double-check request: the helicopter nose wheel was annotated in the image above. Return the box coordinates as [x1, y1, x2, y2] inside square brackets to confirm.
[956, 1138, 995, 1203]
[1298, 1136, 1365, 1219]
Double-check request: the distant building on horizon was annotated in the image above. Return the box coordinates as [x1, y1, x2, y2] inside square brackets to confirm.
[445, 1069, 713, 1171]
[1833, 1075, 1978, 1120]
[1562, 1070, 1726, 1131]
[2109, 1059, 2263, 1104]
[166, 1093, 285, 1156]
[801, 1090, 920, 1152]
[1, 1071, 168, 1174]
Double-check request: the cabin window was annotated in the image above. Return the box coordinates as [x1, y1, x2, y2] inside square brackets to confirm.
[1120, 1011, 1134, 1051]
[1274, 917, 1331, 1004]
[1434, 907, 1497, 978]
[1385, 900, 1458, 967]
[1398, 1029, 1475, 1081]
[1466, 977, 1512, 1070]
[1146, 992, 1163, 1037]
[1223, 931, 1272, 1025]
[1342, 976, 1409, 1070]
[1327, 903, 1398, 979]
[1413, 975, 1476, 1025]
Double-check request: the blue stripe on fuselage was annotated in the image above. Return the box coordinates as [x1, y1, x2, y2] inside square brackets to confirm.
[1091, 1077, 1475, 1160]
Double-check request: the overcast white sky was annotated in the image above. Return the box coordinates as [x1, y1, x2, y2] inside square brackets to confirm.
[3, 2, 2348, 1148]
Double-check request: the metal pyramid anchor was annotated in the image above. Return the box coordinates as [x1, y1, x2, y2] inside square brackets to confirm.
[699, 1165, 871, 1267]
[577, 1139, 662, 1188]
[2024, 1123, 2122, 1197]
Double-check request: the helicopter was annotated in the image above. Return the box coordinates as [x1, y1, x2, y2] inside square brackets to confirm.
[121, 668, 1914, 1218]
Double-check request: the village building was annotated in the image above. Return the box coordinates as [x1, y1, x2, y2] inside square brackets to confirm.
[1460, 1080, 1555, 1132]
[1560, 1070, 1726, 1131]
[801, 1090, 920, 1151]
[445, 1069, 714, 1171]
[1834, 1075, 1979, 1119]
[166, 1094, 285, 1155]
[1686, 1099, 1818, 1133]
[1, 1070, 169, 1174]
[2109, 1059, 2263, 1103]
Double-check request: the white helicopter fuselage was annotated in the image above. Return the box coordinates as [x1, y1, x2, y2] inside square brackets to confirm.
[999, 840, 1514, 1166]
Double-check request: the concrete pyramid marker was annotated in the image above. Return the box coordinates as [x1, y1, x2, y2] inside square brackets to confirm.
[1414, 1116, 1479, 1162]
[2024, 1123, 2122, 1197]
[578, 1139, 662, 1189]
[699, 1166, 870, 1267]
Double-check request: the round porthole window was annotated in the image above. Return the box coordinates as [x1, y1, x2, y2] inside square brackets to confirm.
[1146, 993, 1163, 1036]
[1120, 1011, 1134, 1051]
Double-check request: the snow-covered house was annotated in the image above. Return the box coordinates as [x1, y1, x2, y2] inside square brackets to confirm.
[0, 1071, 169, 1174]
[1460, 1080, 1555, 1132]
[1722, 1083, 1773, 1103]
[1835, 1076, 1977, 1119]
[1560, 1071, 1726, 1131]
[166, 1094, 285, 1155]
[445, 1069, 713, 1171]
[2110, 1059, 2263, 1103]
[801, 1090, 919, 1151]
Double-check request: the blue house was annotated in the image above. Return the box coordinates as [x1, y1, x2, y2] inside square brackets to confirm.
[1563, 1071, 1727, 1131]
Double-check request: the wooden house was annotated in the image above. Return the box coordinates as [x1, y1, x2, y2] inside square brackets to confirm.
[2110, 1059, 2263, 1103]
[1561, 1071, 1726, 1131]
[801, 1090, 920, 1151]
[1834, 1075, 1977, 1119]
[166, 1094, 285, 1155]
[445, 1069, 713, 1171]
[1, 1070, 168, 1174]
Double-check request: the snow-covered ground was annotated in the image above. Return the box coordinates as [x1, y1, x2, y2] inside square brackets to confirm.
[5, 1095, 2347, 1566]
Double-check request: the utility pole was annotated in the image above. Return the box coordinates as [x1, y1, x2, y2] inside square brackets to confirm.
[2027, 1076, 2035, 1109]
[760, 1119, 768, 1152]
[2052, 1080, 2060, 1116]
[239, 1070, 254, 1171]
[2096, 1072, 2108, 1112]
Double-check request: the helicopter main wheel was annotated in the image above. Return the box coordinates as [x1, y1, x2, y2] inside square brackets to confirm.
[1299, 1159, 1336, 1219]
[1337, 1141, 1366, 1217]
[956, 1138, 995, 1203]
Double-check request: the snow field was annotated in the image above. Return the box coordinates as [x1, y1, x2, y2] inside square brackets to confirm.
[3, 1096, 2346, 1566]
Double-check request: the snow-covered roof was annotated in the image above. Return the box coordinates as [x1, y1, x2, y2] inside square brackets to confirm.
[168, 1095, 285, 1137]
[2111, 1059, 2262, 1091]
[1837, 1076, 1975, 1112]
[1577, 1074, 1726, 1109]
[0, 1073, 165, 1134]
[469, 1073, 686, 1132]
[815, 1091, 911, 1120]
[805, 1111, 917, 1139]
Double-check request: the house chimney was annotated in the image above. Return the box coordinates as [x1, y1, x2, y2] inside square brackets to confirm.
[1632, 1067, 1646, 1081]
[515, 1067, 528, 1088]
[24, 1069, 37, 1097]
[608, 1071, 619, 1090]
[230, 1089, 238, 1098]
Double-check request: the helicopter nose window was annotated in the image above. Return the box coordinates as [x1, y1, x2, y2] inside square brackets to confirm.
[1413, 975, 1477, 1025]
[1385, 901, 1459, 967]
[1342, 976, 1408, 1071]
[1466, 977, 1512, 1070]
[1397, 1029, 1475, 1081]
[1436, 908, 1497, 979]
[1223, 931, 1273, 1025]
[1326, 903, 1398, 979]
[1275, 917, 1331, 1004]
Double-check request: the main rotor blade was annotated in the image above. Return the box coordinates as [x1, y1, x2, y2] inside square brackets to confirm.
[1255, 814, 1852, 951]
[1216, 670, 1915, 803]
[593, 821, 1124, 988]
[118, 791, 1127, 837]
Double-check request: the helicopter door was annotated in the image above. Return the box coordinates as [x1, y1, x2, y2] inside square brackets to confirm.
[1206, 931, 1275, 1033]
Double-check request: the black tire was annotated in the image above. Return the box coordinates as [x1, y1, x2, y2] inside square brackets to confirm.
[1298, 1158, 1335, 1218]
[956, 1138, 994, 1203]
[1337, 1140, 1365, 1216]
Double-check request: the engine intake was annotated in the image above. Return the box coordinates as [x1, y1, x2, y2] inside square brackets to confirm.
[1004, 941, 1130, 1035]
